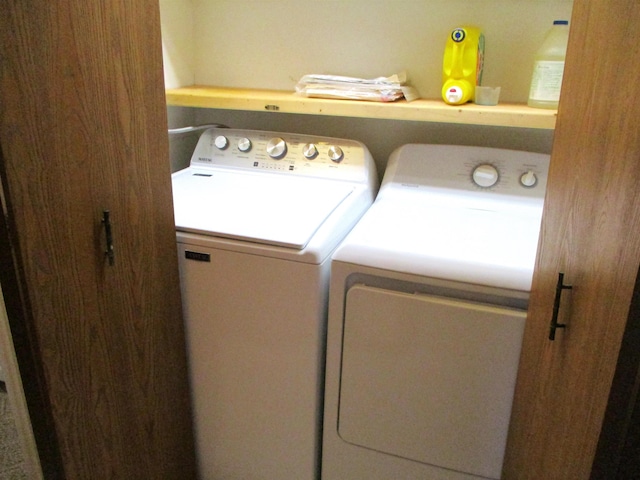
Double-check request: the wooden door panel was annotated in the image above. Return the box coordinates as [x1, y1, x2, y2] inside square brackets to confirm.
[0, 1, 196, 478]
[503, 0, 640, 478]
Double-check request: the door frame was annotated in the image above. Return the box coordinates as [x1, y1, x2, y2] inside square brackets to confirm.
[0, 150, 64, 479]
[591, 266, 640, 478]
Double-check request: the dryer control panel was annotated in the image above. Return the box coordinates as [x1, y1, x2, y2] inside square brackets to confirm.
[189, 128, 376, 184]
[384, 144, 550, 202]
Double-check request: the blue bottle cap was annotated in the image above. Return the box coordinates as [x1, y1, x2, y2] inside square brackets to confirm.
[553, 20, 569, 25]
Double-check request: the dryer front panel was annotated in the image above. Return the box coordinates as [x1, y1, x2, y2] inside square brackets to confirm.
[338, 284, 526, 479]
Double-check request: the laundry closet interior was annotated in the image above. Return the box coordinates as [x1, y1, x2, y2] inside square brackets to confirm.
[160, 1, 573, 479]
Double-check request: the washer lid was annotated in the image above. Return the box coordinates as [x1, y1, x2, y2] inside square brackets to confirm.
[172, 167, 355, 249]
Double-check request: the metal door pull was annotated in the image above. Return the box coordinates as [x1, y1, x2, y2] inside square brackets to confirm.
[102, 210, 115, 266]
[549, 272, 572, 340]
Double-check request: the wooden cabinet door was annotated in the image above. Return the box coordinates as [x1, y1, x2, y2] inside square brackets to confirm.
[503, 0, 640, 478]
[0, 1, 196, 478]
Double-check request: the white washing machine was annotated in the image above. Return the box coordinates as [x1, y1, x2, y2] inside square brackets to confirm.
[322, 144, 549, 480]
[171, 127, 378, 480]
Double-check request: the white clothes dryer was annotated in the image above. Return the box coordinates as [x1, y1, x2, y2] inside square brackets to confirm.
[322, 144, 549, 480]
[172, 128, 378, 480]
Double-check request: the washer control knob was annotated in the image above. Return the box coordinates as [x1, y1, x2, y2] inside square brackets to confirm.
[266, 137, 287, 159]
[237, 137, 252, 152]
[472, 164, 499, 188]
[328, 145, 344, 163]
[214, 135, 229, 150]
[303, 143, 319, 159]
[520, 170, 538, 188]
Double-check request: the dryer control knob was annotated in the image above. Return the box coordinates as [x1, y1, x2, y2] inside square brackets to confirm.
[214, 135, 229, 150]
[328, 145, 344, 163]
[520, 170, 538, 188]
[237, 137, 252, 152]
[472, 164, 499, 188]
[303, 143, 319, 159]
[266, 137, 287, 159]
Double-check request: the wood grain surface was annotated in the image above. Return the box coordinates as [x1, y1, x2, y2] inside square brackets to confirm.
[0, 1, 196, 478]
[503, 0, 640, 478]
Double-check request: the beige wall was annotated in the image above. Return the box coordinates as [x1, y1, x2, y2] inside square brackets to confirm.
[161, 0, 574, 103]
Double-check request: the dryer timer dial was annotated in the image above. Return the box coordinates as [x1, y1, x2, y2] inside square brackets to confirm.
[472, 164, 499, 188]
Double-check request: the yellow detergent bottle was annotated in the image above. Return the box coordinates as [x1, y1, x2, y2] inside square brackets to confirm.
[442, 26, 484, 105]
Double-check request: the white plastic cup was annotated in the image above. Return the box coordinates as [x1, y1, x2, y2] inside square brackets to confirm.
[475, 86, 501, 106]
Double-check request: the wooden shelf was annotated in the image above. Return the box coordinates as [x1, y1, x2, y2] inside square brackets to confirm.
[165, 85, 557, 130]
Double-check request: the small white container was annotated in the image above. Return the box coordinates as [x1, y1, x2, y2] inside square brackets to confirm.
[475, 86, 501, 106]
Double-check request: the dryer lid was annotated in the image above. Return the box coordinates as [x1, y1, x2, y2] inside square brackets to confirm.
[172, 167, 355, 249]
[333, 193, 543, 292]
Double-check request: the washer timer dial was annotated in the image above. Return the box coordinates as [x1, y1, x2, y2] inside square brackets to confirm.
[237, 137, 252, 152]
[266, 137, 287, 159]
[328, 145, 344, 163]
[303, 143, 319, 159]
[214, 135, 229, 150]
[472, 164, 499, 188]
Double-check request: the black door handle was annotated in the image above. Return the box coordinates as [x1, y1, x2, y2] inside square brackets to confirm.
[102, 210, 115, 266]
[549, 272, 572, 340]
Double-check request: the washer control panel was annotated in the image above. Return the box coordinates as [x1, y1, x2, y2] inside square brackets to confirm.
[189, 128, 374, 183]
